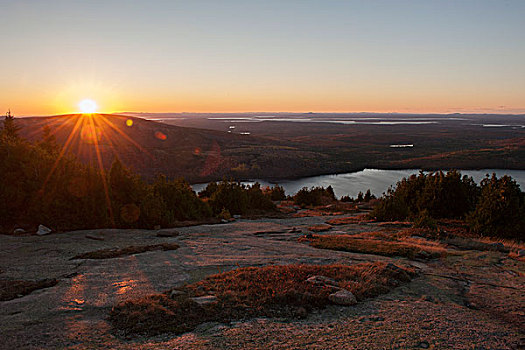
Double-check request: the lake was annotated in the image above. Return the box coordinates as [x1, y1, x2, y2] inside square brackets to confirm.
[191, 169, 525, 198]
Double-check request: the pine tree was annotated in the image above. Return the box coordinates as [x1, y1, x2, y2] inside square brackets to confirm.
[1, 110, 20, 141]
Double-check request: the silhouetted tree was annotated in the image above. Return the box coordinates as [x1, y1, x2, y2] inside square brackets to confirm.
[0, 110, 20, 141]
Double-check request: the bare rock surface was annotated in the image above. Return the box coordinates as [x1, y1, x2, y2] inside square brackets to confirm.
[0, 214, 523, 349]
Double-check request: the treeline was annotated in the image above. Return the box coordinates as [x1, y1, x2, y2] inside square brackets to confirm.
[0, 115, 282, 232]
[371, 170, 524, 239]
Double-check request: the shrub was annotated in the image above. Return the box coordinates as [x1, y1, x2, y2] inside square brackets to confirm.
[150, 175, 212, 224]
[246, 183, 275, 211]
[371, 170, 478, 221]
[413, 210, 437, 230]
[293, 186, 337, 207]
[208, 180, 275, 215]
[466, 174, 525, 240]
[263, 185, 286, 201]
[340, 195, 354, 203]
[198, 181, 219, 198]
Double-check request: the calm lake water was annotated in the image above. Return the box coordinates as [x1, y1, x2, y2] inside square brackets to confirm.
[192, 169, 525, 198]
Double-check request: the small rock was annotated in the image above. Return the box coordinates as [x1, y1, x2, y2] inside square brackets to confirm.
[422, 295, 435, 303]
[490, 242, 505, 251]
[191, 295, 218, 306]
[294, 306, 308, 318]
[369, 316, 384, 322]
[193, 322, 226, 334]
[36, 225, 52, 236]
[85, 234, 104, 241]
[156, 230, 180, 238]
[13, 228, 25, 234]
[417, 340, 430, 348]
[328, 289, 357, 306]
[169, 290, 187, 299]
[233, 215, 241, 219]
[221, 219, 229, 223]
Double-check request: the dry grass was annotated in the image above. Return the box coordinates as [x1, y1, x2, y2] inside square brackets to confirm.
[71, 243, 179, 260]
[326, 214, 374, 225]
[307, 224, 332, 232]
[293, 209, 344, 218]
[316, 202, 359, 213]
[0, 278, 58, 301]
[276, 200, 300, 214]
[109, 262, 415, 336]
[306, 234, 445, 260]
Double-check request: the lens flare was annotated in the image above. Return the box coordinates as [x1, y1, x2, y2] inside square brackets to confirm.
[78, 99, 98, 114]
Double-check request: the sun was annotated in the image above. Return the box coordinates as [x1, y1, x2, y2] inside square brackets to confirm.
[78, 99, 98, 114]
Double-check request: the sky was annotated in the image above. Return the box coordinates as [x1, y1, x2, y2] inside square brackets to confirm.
[1, 0, 524, 115]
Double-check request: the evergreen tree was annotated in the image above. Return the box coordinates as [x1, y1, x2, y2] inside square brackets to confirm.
[1, 110, 20, 141]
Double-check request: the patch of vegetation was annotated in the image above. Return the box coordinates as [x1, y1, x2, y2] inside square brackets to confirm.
[341, 189, 376, 203]
[263, 185, 286, 201]
[371, 170, 524, 240]
[307, 234, 445, 260]
[71, 243, 179, 260]
[413, 210, 437, 230]
[0, 278, 58, 301]
[326, 214, 373, 225]
[293, 186, 336, 207]
[307, 224, 332, 232]
[371, 170, 478, 221]
[200, 180, 276, 215]
[0, 114, 215, 232]
[466, 174, 525, 239]
[109, 262, 415, 336]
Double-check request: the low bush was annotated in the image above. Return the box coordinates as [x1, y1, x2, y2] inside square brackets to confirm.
[294, 185, 336, 207]
[202, 180, 276, 215]
[371, 170, 478, 221]
[370, 171, 524, 240]
[109, 262, 415, 336]
[263, 185, 286, 201]
[466, 175, 524, 240]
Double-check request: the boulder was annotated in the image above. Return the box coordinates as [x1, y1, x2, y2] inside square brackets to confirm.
[328, 289, 357, 306]
[36, 225, 52, 236]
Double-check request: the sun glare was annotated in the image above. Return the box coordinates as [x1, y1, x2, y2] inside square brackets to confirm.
[78, 99, 98, 114]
